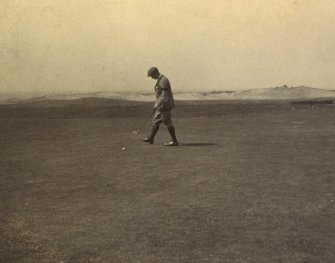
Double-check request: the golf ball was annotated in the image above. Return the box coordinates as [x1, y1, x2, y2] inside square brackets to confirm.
[122, 147, 126, 151]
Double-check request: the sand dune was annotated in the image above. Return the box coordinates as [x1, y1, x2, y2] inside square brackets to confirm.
[232, 86, 335, 100]
[1, 86, 334, 104]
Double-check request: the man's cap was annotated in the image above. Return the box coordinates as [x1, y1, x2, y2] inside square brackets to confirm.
[147, 67, 159, 77]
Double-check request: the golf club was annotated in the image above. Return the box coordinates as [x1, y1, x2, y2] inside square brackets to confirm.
[132, 109, 155, 134]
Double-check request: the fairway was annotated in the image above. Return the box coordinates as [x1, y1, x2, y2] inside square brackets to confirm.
[0, 104, 334, 262]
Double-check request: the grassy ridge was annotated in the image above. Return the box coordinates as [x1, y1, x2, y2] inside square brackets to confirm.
[0, 98, 333, 118]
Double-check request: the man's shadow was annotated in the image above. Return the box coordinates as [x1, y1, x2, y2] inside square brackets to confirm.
[179, 142, 217, 147]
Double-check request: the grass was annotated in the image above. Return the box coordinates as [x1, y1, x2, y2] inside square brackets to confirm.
[0, 102, 334, 262]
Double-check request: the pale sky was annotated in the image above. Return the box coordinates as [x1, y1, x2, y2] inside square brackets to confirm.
[1, 0, 335, 93]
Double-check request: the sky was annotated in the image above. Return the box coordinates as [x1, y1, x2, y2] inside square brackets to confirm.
[1, 0, 335, 94]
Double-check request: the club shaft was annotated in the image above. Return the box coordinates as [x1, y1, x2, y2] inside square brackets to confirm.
[137, 109, 154, 131]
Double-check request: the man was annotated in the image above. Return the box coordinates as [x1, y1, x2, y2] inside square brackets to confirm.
[142, 67, 178, 146]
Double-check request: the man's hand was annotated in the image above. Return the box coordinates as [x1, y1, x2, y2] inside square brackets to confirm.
[153, 103, 159, 110]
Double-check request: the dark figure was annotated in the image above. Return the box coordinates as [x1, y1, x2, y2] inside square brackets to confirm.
[142, 67, 178, 146]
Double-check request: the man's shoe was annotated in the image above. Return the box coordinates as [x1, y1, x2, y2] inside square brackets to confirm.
[142, 138, 154, 144]
[164, 141, 178, 146]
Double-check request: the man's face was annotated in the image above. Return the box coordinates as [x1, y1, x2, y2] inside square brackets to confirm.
[150, 72, 159, 79]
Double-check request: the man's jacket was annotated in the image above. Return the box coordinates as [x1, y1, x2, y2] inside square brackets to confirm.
[155, 75, 175, 110]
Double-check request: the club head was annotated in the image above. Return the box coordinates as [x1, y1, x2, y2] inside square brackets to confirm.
[132, 130, 139, 134]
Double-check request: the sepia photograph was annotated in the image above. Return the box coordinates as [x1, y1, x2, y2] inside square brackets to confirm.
[1, 1, 334, 262]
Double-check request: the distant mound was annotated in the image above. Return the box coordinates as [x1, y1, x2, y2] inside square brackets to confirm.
[172, 86, 335, 100]
[234, 85, 335, 100]
[1, 86, 334, 104]
[0, 91, 154, 104]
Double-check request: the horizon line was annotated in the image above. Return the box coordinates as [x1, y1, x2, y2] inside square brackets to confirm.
[1, 85, 335, 95]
